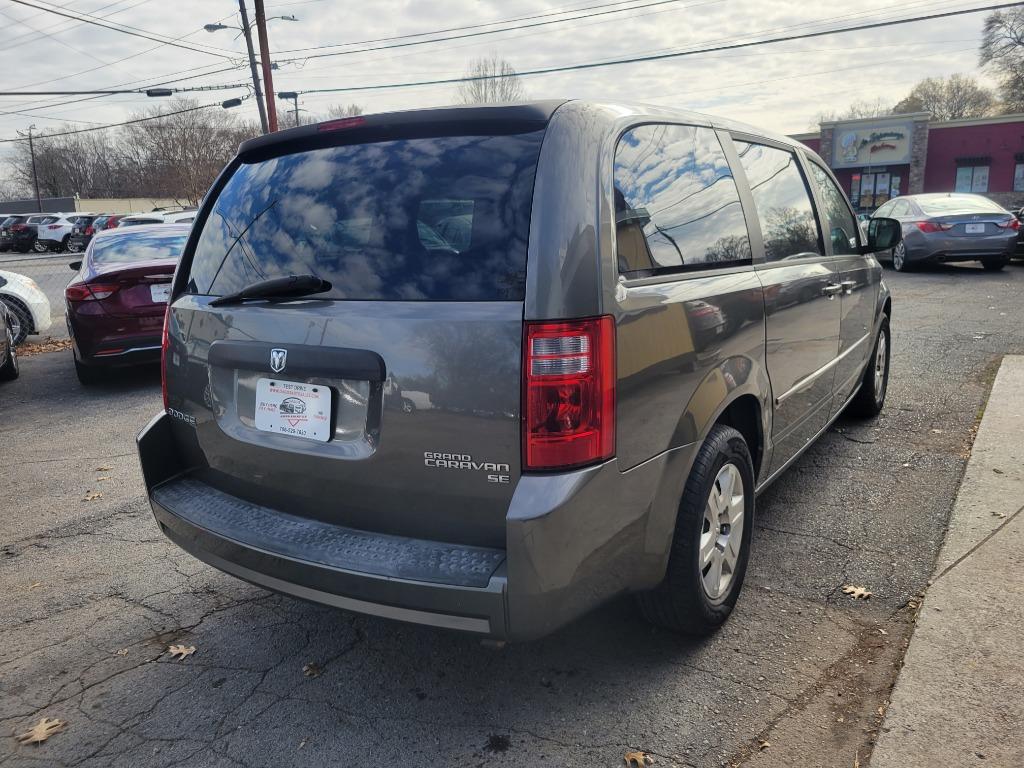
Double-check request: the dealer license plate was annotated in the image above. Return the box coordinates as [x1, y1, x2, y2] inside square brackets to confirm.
[150, 283, 171, 303]
[254, 378, 332, 442]
[965, 223, 986, 234]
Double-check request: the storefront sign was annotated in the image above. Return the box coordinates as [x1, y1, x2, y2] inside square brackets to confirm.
[832, 119, 914, 169]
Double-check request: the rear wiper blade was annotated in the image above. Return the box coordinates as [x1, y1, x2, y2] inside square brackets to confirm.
[209, 274, 331, 307]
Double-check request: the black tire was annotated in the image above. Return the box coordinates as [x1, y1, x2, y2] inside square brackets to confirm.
[981, 258, 1008, 272]
[637, 424, 755, 635]
[0, 326, 19, 381]
[848, 314, 890, 418]
[891, 241, 912, 272]
[0, 296, 32, 345]
[74, 357, 103, 386]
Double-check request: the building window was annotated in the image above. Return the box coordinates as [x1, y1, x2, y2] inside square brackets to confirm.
[955, 165, 989, 193]
[1014, 163, 1024, 193]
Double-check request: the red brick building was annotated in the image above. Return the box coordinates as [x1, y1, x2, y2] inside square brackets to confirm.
[792, 112, 1024, 212]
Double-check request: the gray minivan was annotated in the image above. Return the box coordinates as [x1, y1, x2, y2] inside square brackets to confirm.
[137, 101, 900, 641]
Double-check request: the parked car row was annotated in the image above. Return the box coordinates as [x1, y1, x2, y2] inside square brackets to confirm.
[0, 208, 197, 254]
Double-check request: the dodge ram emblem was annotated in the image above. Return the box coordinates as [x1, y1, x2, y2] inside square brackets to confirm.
[270, 348, 287, 373]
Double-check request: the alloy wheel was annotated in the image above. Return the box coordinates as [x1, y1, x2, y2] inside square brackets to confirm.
[874, 331, 888, 399]
[5, 307, 21, 343]
[699, 462, 745, 600]
[892, 242, 906, 271]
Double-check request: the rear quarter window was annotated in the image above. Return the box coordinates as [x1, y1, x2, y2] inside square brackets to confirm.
[186, 130, 545, 301]
[613, 123, 751, 276]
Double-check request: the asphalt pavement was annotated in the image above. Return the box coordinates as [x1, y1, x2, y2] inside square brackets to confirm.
[1, 261, 1022, 768]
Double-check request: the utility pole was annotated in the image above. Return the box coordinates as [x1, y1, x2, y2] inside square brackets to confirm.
[237, 1, 268, 135]
[278, 91, 300, 127]
[253, 0, 278, 132]
[16, 125, 42, 212]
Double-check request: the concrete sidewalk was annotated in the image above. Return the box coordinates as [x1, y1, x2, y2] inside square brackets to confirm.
[871, 356, 1024, 768]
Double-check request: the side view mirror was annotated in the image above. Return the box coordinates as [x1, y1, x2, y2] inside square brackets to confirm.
[864, 217, 902, 253]
[68, 260, 82, 271]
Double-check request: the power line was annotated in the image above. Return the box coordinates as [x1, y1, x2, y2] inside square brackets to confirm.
[272, 0, 705, 64]
[0, 100, 244, 144]
[290, 2, 1023, 95]
[274, 0, 687, 55]
[4, 0, 153, 50]
[7, 0, 240, 60]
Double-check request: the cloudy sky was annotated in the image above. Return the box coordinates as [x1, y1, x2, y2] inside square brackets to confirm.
[0, 0, 1002, 158]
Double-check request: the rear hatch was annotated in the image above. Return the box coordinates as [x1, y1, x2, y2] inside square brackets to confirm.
[167, 114, 549, 549]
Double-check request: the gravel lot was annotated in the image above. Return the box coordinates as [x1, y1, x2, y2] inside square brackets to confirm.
[1, 262, 1022, 768]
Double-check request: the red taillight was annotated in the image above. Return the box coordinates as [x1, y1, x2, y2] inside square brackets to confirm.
[10, 224, 27, 231]
[84, 226, 94, 236]
[65, 282, 120, 301]
[997, 218, 1020, 230]
[160, 305, 170, 411]
[317, 116, 366, 132]
[523, 316, 615, 471]
[47, 224, 60, 230]
[916, 221, 952, 233]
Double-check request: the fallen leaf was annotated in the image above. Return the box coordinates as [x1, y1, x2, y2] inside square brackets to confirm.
[624, 750, 653, 766]
[167, 644, 196, 660]
[114, 648, 129, 657]
[15, 717, 66, 745]
[878, 628, 888, 636]
[298, 739, 306, 749]
[759, 740, 771, 750]
[82, 491, 102, 502]
[96, 476, 112, 482]
[302, 663, 321, 678]
[992, 468, 1004, 475]
[842, 585, 872, 600]
[95, 466, 112, 471]
[18, 337, 73, 356]
[28, 582, 42, 590]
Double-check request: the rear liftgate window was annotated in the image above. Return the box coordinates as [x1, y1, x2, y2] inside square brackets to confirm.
[187, 130, 546, 301]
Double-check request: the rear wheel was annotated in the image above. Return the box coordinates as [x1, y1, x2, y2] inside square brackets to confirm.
[849, 314, 890, 418]
[0, 326, 19, 381]
[31, 240, 47, 253]
[74, 357, 104, 386]
[637, 424, 754, 635]
[891, 241, 911, 272]
[982, 258, 1008, 272]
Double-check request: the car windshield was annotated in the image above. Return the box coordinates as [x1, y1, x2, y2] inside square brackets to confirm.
[91, 229, 188, 265]
[918, 196, 1005, 215]
[187, 130, 545, 302]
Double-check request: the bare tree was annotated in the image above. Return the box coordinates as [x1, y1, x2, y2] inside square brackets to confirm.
[980, 8, 1024, 113]
[326, 103, 364, 118]
[810, 98, 892, 128]
[2, 99, 257, 204]
[892, 74, 996, 120]
[456, 55, 525, 105]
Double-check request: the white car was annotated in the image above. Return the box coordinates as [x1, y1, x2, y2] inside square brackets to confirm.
[0, 269, 52, 344]
[118, 210, 197, 227]
[37, 213, 93, 252]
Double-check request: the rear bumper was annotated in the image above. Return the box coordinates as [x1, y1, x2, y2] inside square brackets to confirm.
[138, 412, 694, 641]
[906, 231, 1016, 262]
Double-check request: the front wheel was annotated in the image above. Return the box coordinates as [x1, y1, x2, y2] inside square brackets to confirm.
[637, 424, 755, 635]
[31, 240, 47, 253]
[848, 314, 890, 418]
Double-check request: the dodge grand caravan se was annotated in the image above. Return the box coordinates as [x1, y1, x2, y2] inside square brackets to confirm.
[138, 101, 900, 641]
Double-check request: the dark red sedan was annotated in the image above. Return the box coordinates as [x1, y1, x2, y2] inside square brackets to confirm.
[66, 224, 189, 384]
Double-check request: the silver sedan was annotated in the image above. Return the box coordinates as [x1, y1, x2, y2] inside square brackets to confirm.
[872, 193, 1018, 272]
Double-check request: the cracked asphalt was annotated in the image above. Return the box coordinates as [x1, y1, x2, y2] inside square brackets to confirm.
[2, 262, 1022, 768]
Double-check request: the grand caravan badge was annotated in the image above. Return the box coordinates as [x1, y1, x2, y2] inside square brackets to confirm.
[423, 452, 511, 484]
